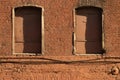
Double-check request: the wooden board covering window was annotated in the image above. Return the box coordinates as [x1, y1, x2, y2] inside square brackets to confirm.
[75, 7, 103, 54]
[14, 7, 42, 53]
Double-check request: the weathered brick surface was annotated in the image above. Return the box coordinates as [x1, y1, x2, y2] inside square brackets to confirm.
[0, 0, 120, 80]
[0, 0, 119, 56]
[104, 0, 120, 56]
[0, 56, 119, 80]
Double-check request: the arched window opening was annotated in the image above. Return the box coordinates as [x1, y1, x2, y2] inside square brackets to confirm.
[75, 7, 103, 54]
[14, 6, 42, 54]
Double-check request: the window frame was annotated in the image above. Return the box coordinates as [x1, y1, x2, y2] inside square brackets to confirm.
[73, 6, 105, 55]
[12, 5, 44, 55]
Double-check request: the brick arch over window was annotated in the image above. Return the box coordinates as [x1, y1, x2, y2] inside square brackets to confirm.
[13, 6, 43, 54]
[78, 0, 104, 8]
[74, 7, 103, 54]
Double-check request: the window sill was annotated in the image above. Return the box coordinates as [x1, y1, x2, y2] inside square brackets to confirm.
[13, 53, 42, 56]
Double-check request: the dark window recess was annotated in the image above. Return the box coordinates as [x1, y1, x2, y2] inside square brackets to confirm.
[14, 6, 42, 53]
[75, 7, 103, 54]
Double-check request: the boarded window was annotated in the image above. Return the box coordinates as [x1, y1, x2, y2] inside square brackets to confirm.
[14, 6, 42, 54]
[75, 7, 103, 54]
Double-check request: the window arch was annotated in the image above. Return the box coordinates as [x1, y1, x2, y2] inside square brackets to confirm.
[13, 6, 43, 54]
[74, 7, 103, 54]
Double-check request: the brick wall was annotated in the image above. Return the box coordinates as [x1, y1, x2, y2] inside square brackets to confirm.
[0, 0, 120, 80]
